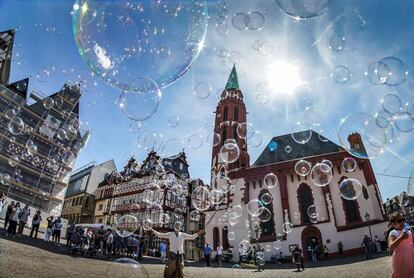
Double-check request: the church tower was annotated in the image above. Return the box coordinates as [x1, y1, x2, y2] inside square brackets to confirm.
[211, 65, 250, 174]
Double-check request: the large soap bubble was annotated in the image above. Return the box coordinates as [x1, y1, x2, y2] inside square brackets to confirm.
[73, 0, 208, 92]
[275, 0, 332, 20]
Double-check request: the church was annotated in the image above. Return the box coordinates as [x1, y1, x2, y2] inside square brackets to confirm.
[204, 65, 388, 261]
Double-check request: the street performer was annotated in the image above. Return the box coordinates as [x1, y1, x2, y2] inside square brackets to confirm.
[149, 222, 204, 278]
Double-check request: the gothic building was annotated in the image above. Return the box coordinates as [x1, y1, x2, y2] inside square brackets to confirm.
[205, 65, 387, 261]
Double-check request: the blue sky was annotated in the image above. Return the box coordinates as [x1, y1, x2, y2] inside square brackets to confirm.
[0, 0, 413, 200]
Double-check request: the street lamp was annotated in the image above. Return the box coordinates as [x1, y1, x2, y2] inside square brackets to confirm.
[365, 212, 373, 240]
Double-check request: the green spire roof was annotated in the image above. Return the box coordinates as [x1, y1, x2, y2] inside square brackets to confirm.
[225, 64, 239, 90]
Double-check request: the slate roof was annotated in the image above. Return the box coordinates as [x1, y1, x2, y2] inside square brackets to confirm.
[225, 64, 239, 90]
[254, 130, 344, 166]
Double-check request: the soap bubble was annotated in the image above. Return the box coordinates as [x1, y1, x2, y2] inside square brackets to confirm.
[168, 116, 179, 128]
[331, 65, 351, 84]
[260, 193, 273, 205]
[275, 0, 332, 20]
[291, 122, 312, 144]
[381, 94, 402, 115]
[247, 199, 264, 217]
[191, 186, 211, 211]
[228, 231, 236, 241]
[364, 117, 389, 148]
[230, 205, 243, 217]
[145, 203, 163, 224]
[342, 157, 357, 172]
[307, 204, 319, 218]
[273, 240, 282, 250]
[247, 11, 265, 30]
[237, 122, 254, 139]
[231, 12, 250, 30]
[239, 239, 251, 255]
[339, 178, 362, 200]
[187, 133, 203, 149]
[328, 34, 345, 51]
[295, 159, 312, 176]
[258, 41, 274, 56]
[119, 78, 161, 121]
[215, 22, 229, 35]
[394, 112, 414, 133]
[73, 0, 208, 92]
[161, 138, 183, 158]
[267, 141, 278, 152]
[321, 159, 332, 170]
[43, 97, 54, 110]
[206, 132, 221, 147]
[194, 82, 211, 99]
[375, 109, 392, 128]
[365, 61, 389, 85]
[210, 189, 225, 205]
[220, 142, 240, 164]
[285, 145, 292, 153]
[106, 257, 148, 277]
[282, 222, 293, 234]
[263, 173, 278, 189]
[338, 112, 386, 159]
[255, 82, 272, 104]
[258, 207, 272, 222]
[114, 214, 139, 237]
[380, 57, 408, 86]
[310, 163, 332, 187]
[8, 116, 25, 136]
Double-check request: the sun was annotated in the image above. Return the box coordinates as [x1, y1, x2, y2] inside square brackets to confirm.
[266, 61, 304, 95]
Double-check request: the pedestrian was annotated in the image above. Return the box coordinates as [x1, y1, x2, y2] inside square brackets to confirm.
[4, 201, 15, 230]
[18, 204, 30, 235]
[292, 246, 301, 272]
[44, 216, 53, 242]
[361, 234, 373, 260]
[52, 216, 62, 245]
[388, 213, 414, 278]
[96, 225, 106, 258]
[338, 241, 344, 258]
[106, 229, 113, 259]
[0, 193, 7, 213]
[132, 235, 140, 260]
[277, 251, 284, 264]
[323, 245, 329, 260]
[149, 222, 204, 278]
[139, 241, 144, 260]
[160, 240, 167, 263]
[311, 246, 317, 262]
[126, 235, 133, 258]
[216, 245, 223, 268]
[6, 202, 20, 237]
[66, 223, 75, 246]
[204, 243, 213, 267]
[30, 210, 42, 239]
[374, 235, 381, 253]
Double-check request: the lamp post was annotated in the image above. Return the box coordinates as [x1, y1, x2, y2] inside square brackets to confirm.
[365, 212, 373, 240]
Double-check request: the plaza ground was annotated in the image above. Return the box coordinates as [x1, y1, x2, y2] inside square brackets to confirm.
[0, 233, 392, 278]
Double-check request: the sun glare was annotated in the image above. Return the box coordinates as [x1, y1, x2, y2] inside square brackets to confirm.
[266, 61, 304, 95]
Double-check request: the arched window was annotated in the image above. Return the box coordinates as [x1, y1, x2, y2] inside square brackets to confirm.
[258, 189, 275, 236]
[213, 227, 220, 249]
[297, 183, 314, 225]
[234, 107, 239, 121]
[221, 127, 227, 146]
[362, 186, 369, 199]
[223, 106, 228, 121]
[339, 177, 361, 224]
[222, 227, 229, 250]
[233, 126, 237, 139]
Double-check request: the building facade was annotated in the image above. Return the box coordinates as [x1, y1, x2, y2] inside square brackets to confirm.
[384, 192, 414, 226]
[61, 160, 116, 224]
[204, 66, 388, 261]
[0, 29, 89, 221]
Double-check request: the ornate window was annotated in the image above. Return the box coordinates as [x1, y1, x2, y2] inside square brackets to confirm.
[339, 177, 361, 224]
[297, 183, 314, 225]
[222, 227, 229, 250]
[258, 189, 275, 236]
[223, 106, 228, 121]
[221, 127, 227, 146]
[213, 227, 220, 249]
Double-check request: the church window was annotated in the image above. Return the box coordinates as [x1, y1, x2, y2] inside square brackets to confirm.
[213, 227, 220, 249]
[339, 176, 361, 223]
[362, 186, 369, 199]
[222, 227, 229, 250]
[258, 189, 275, 236]
[223, 106, 228, 121]
[233, 126, 237, 139]
[297, 183, 314, 224]
[222, 128, 227, 146]
[234, 107, 239, 121]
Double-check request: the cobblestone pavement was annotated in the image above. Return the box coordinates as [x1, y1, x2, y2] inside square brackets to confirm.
[0, 234, 392, 278]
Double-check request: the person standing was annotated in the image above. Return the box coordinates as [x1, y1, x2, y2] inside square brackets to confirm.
[30, 210, 42, 239]
[204, 243, 213, 267]
[388, 214, 414, 278]
[7, 202, 21, 238]
[338, 241, 344, 258]
[52, 216, 63, 245]
[18, 204, 30, 235]
[361, 234, 373, 260]
[0, 193, 7, 213]
[44, 216, 54, 242]
[132, 235, 140, 260]
[292, 246, 304, 272]
[216, 245, 223, 268]
[4, 201, 14, 230]
[126, 235, 134, 258]
[323, 245, 329, 260]
[149, 223, 203, 278]
[66, 223, 75, 246]
[160, 240, 167, 263]
[374, 235, 381, 253]
[106, 229, 114, 259]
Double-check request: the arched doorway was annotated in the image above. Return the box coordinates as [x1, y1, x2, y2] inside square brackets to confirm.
[301, 225, 322, 261]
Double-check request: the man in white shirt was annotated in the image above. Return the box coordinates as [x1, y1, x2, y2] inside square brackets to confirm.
[149, 222, 204, 278]
[216, 245, 224, 268]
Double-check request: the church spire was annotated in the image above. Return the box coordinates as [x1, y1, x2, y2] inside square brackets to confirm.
[225, 64, 239, 90]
